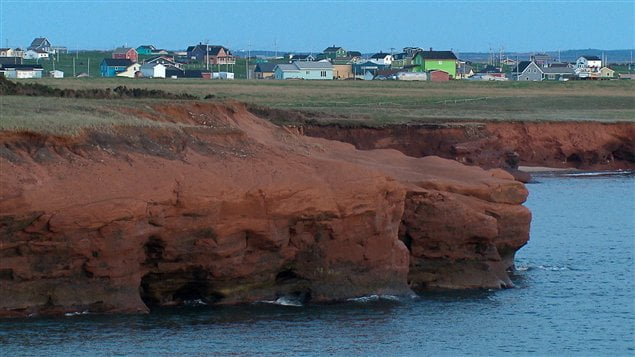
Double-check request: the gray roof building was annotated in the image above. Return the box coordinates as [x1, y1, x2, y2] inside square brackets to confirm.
[294, 61, 333, 70]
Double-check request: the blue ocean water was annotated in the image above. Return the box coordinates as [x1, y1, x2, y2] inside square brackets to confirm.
[1, 173, 633, 356]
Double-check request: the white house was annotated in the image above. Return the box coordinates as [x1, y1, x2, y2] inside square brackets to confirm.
[576, 56, 602, 70]
[49, 70, 64, 78]
[116, 63, 142, 78]
[23, 49, 49, 60]
[0, 64, 44, 79]
[140, 63, 166, 78]
[369, 52, 393, 65]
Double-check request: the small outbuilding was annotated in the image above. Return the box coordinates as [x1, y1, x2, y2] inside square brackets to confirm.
[49, 70, 64, 78]
[253, 62, 276, 79]
[140, 63, 166, 78]
[600, 67, 615, 79]
[428, 70, 450, 82]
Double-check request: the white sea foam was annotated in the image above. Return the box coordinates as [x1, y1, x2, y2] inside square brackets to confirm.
[562, 170, 634, 177]
[259, 296, 304, 307]
[537, 265, 570, 271]
[346, 294, 402, 303]
[183, 299, 207, 306]
[64, 311, 89, 317]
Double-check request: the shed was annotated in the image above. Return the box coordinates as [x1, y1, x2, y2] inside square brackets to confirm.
[429, 70, 450, 82]
[140, 63, 166, 78]
[49, 70, 64, 78]
[600, 67, 615, 79]
[254, 62, 277, 79]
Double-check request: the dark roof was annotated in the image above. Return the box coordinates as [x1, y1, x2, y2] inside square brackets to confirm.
[146, 55, 177, 64]
[255, 63, 277, 72]
[29, 37, 49, 48]
[581, 55, 601, 61]
[292, 54, 314, 60]
[113, 47, 135, 54]
[0, 64, 43, 70]
[370, 52, 391, 59]
[188, 44, 231, 56]
[517, 61, 532, 73]
[347, 51, 361, 57]
[324, 46, 344, 52]
[415, 50, 457, 60]
[137, 45, 156, 50]
[165, 69, 209, 78]
[207, 46, 230, 56]
[101, 58, 133, 67]
[542, 66, 575, 74]
[482, 65, 501, 73]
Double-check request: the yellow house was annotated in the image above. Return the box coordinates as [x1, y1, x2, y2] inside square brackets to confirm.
[599, 67, 615, 79]
[332, 64, 353, 79]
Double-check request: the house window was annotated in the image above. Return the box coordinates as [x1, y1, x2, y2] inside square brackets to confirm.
[306, 71, 310, 75]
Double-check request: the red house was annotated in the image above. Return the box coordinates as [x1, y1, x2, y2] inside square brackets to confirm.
[429, 70, 450, 82]
[112, 47, 138, 63]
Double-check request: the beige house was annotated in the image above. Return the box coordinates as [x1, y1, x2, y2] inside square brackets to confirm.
[116, 63, 142, 78]
[332, 64, 353, 79]
[0, 48, 15, 57]
[599, 67, 615, 79]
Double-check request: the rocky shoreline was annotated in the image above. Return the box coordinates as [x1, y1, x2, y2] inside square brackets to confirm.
[0, 102, 531, 317]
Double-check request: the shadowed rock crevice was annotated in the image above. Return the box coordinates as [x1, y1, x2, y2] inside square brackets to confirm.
[140, 269, 224, 308]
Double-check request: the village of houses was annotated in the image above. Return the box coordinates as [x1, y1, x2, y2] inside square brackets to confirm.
[0, 37, 625, 82]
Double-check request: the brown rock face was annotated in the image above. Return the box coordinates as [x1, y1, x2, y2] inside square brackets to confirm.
[0, 102, 530, 317]
[303, 122, 635, 171]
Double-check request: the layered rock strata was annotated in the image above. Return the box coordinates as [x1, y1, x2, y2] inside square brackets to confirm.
[0, 102, 530, 317]
[303, 122, 635, 171]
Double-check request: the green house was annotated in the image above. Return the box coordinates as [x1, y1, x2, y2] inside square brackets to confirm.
[412, 50, 458, 78]
[323, 46, 347, 60]
[136, 45, 156, 55]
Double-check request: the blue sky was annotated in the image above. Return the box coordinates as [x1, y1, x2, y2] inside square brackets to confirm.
[1, 0, 633, 53]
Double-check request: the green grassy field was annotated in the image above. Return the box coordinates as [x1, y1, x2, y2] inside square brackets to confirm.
[12, 78, 635, 126]
[0, 96, 189, 135]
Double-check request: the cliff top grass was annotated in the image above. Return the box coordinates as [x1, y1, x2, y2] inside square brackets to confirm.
[2, 77, 634, 134]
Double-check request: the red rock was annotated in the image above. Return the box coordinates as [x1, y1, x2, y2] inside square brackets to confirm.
[0, 102, 530, 317]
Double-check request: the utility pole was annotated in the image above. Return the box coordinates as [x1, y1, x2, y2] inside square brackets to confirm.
[246, 40, 251, 80]
[73, 57, 76, 77]
[206, 41, 209, 71]
[87, 58, 90, 77]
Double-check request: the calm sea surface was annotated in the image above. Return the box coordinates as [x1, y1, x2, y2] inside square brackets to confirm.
[1, 173, 634, 356]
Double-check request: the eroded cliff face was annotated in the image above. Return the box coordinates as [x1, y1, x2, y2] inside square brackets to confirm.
[303, 122, 635, 171]
[0, 102, 530, 317]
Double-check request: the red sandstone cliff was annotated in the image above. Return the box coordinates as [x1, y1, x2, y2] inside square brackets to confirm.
[0, 102, 530, 317]
[302, 122, 635, 172]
